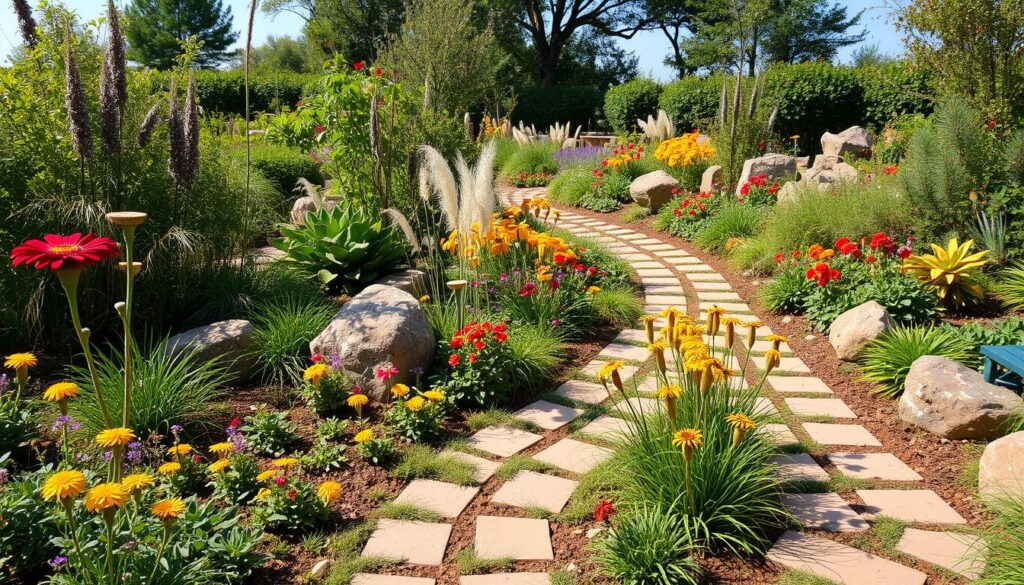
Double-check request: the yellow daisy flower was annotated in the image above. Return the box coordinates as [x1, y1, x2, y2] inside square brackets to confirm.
[158, 462, 181, 476]
[317, 480, 342, 503]
[96, 427, 136, 448]
[405, 396, 426, 411]
[423, 390, 445, 402]
[391, 383, 411, 398]
[272, 457, 300, 469]
[4, 352, 37, 371]
[354, 429, 374, 443]
[84, 482, 129, 513]
[41, 470, 87, 503]
[208, 459, 231, 473]
[151, 497, 186, 522]
[43, 382, 79, 403]
[121, 473, 155, 493]
[256, 469, 280, 482]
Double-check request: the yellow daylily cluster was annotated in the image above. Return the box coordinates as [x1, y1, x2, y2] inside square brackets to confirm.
[653, 131, 717, 168]
[440, 209, 577, 268]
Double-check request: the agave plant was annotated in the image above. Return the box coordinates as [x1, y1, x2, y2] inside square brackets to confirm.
[272, 203, 408, 293]
[902, 238, 990, 307]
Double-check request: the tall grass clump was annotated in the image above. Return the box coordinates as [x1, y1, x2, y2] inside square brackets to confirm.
[978, 496, 1024, 585]
[592, 504, 702, 585]
[995, 263, 1024, 311]
[859, 325, 974, 398]
[592, 283, 644, 328]
[499, 143, 558, 178]
[692, 204, 765, 252]
[548, 165, 594, 206]
[246, 296, 337, 386]
[506, 322, 564, 396]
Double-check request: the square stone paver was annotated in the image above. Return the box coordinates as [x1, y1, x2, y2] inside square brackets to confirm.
[686, 272, 726, 282]
[491, 470, 577, 513]
[767, 376, 832, 394]
[554, 380, 609, 404]
[353, 575, 436, 585]
[598, 342, 650, 361]
[644, 244, 676, 251]
[785, 398, 857, 419]
[642, 276, 682, 286]
[653, 249, 690, 257]
[393, 479, 479, 518]
[771, 453, 831, 482]
[768, 530, 927, 585]
[781, 493, 868, 532]
[361, 519, 452, 565]
[460, 574, 551, 585]
[443, 451, 500, 483]
[803, 423, 882, 447]
[690, 280, 732, 291]
[645, 295, 688, 306]
[636, 268, 674, 278]
[827, 452, 923, 481]
[857, 489, 967, 524]
[580, 360, 639, 380]
[579, 415, 633, 440]
[513, 400, 585, 430]
[698, 302, 751, 314]
[758, 423, 798, 446]
[467, 426, 544, 457]
[613, 329, 648, 344]
[533, 438, 612, 474]
[696, 291, 742, 301]
[631, 261, 664, 269]
[756, 356, 809, 373]
[475, 516, 553, 560]
[897, 528, 986, 579]
[643, 284, 685, 294]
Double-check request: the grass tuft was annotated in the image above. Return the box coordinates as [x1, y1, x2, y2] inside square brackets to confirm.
[392, 445, 479, 486]
[374, 502, 444, 522]
[324, 522, 403, 585]
[457, 546, 515, 574]
[465, 409, 536, 432]
[495, 454, 556, 481]
[776, 570, 839, 585]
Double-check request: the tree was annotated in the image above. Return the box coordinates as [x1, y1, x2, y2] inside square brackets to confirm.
[249, 35, 318, 72]
[557, 30, 639, 91]
[760, 0, 865, 65]
[124, 0, 238, 69]
[264, 0, 405, 64]
[850, 43, 893, 67]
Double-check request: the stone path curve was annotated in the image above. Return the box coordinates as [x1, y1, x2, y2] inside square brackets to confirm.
[355, 187, 985, 585]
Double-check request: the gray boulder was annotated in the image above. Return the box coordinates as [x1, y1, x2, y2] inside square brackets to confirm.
[290, 195, 338, 225]
[699, 165, 723, 194]
[374, 269, 429, 297]
[629, 170, 678, 212]
[166, 319, 256, 384]
[309, 284, 435, 399]
[821, 126, 872, 158]
[899, 356, 1022, 439]
[735, 154, 796, 195]
[829, 301, 893, 361]
[979, 431, 1024, 499]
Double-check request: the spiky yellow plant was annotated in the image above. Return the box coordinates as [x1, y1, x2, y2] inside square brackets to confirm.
[902, 238, 989, 307]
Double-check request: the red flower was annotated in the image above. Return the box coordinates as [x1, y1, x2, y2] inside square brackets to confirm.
[275, 477, 287, 487]
[768, 183, 780, 195]
[315, 126, 326, 135]
[494, 323, 508, 333]
[740, 183, 750, 195]
[587, 266, 598, 277]
[296, 100, 304, 107]
[495, 331, 508, 343]
[593, 499, 615, 522]
[869, 232, 895, 253]
[474, 341, 486, 351]
[774, 252, 785, 263]
[451, 336, 464, 349]
[897, 246, 912, 259]
[448, 354, 460, 367]
[671, 187, 679, 195]
[374, 66, 383, 77]
[354, 61, 365, 71]
[791, 250, 801, 258]
[468, 353, 479, 363]
[865, 255, 877, 263]
[554, 253, 566, 264]
[287, 490, 297, 500]
[11, 233, 120, 271]
[311, 353, 323, 363]
[806, 262, 840, 286]
[986, 118, 997, 130]
[230, 417, 242, 428]
[883, 165, 898, 176]
[376, 366, 400, 380]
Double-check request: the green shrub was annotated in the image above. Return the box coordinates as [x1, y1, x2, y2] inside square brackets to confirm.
[182, 262, 323, 330]
[763, 62, 864, 154]
[241, 409, 301, 457]
[0, 468, 60, 578]
[153, 69, 317, 115]
[505, 323, 564, 397]
[604, 79, 662, 135]
[859, 62, 934, 131]
[246, 296, 337, 386]
[592, 283, 644, 328]
[500, 143, 559, 178]
[239, 142, 321, 197]
[761, 266, 815, 314]
[515, 85, 604, 130]
[592, 504, 702, 585]
[0, 400, 37, 461]
[621, 205, 651, 223]
[803, 261, 939, 331]
[941, 317, 1024, 369]
[859, 326, 973, 397]
[659, 76, 721, 132]
[654, 193, 725, 240]
[577, 193, 621, 212]
[548, 165, 594, 206]
[493, 138, 520, 171]
[692, 204, 765, 252]
[69, 339, 228, 437]
[272, 203, 409, 294]
[994, 263, 1024, 311]
[978, 495, 1024, 585]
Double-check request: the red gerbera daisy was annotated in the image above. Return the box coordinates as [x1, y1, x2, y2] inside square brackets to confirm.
[11, 233, 120, 271]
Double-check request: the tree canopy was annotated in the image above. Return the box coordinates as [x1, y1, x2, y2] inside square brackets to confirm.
[124, 0, 239, 69]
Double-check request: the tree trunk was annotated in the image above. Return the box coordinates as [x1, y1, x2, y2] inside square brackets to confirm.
[538, 44, 562, 87]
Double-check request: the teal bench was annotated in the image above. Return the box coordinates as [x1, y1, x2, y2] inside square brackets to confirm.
[981, 345, 1024, 391]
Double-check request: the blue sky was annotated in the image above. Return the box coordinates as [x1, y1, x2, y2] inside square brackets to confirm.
[0, 0, 904, 80]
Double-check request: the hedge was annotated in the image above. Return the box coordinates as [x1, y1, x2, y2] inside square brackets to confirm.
[659, 75, 721, 132]
[153, 70, 318, 116]
[860, 62, 935, 131]
[237, 142, 322, 198]
[762, 63, 865, 152]
[513, 85, 604, 131]
[604, 78, 662, 135]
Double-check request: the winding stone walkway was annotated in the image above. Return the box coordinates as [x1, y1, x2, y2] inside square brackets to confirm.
[355, 186, 984, 584]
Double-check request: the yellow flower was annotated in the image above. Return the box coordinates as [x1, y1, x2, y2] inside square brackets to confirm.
[151, 498, 186, 522]
[4, 352, 37, 371]
[43, 382, 79, 403]
[672, 428, 704, 461]
[597, 360, 626, 392]
[587, 286, 601, 294]
[84, 482, 129, 513]
[167, 444, 193, 457]
[257, 469, 280, 482]
[208, 459, 231, 473]
[256, 488, 272, 500]
[657, 385, 682, 399]
[317, 480, 342, 503]
[96, 427, 136, 448]
[767, 334, 788, 351]
[121, 473, 155, 494]
[391, 383, 411, 398]
[726, 412, 756, 431]
[419, 294, 431, 303]
[347, 394, 369, 408]
[789, 135, 800, 141]
[705, 306, 726, 335]
[158, 462, 181, 476]
[642, 315, 658, 343]
[41, 470, 87, 503]
[405, 396, 426, 411]
[272, 457, 301, 469]
[764, 349, 782, 373]
[354, 429, 374, 443]
[744, 320, 763, 346]
[304, 363, 330, 384]
[209, 442, 234, 457]
[423, 389, 445, 402]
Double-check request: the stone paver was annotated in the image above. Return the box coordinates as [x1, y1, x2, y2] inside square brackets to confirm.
[533, 438, 613, 474]
[781, 493, 869, 532]
[771, 453, 831, 482]
[785, 398, 857, 419]
[579, 415, 633, 440]
[857, 489, 967, 524]
[652, 249, 690, 257]
[803, 423, 882, 447]
[598, 342, 651, 361]
[749, 340, 794, 353]
[766, 376, 832, 394]
[642, 276, 683, 286]
[685, 272, 727, 282]
[637, 268, 674, 278]
[353, 575, 436, 585]
[393, 479, 479, 517]
[758, 423, 799, 446]
[643, 284, 686, 294]
[443, 451, 500, 483]
[690, 280, 732, 291]
[580, 361, 639, 380]
[698, 301, 752, 313]
[826, 452, 923, 481]
[897, 528, 986, 579]
[631, 261, 663, 269]
[460, 574, 551, 585]
[467, 426, 544, 457]
[361, 519, 452, 565]
[491, 470, 577, 513]
[768, 530, 927, 585]
[554, 380, 609, 404]
[513, 400, 585, 430]
[696, 291, 743, 301]
[475, 516, 553, 560]
[756, 355, 810, 373]
[613, 329, 649, 343]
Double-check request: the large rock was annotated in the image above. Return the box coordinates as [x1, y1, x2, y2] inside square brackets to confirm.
[309, 284, 435, 399]
[979, 431, 1024, 499]
[821, 126, 873, 159]
[829, 301, 893, 361]
[290, 195, 338, 225]
[699, 165, 722, 194]
[735, 153, 796, 195]
[629, 170, 678, 212]
[899, 356, 1022, 439]
[166, 319, 256, 384]
[374, 269, 428, 297]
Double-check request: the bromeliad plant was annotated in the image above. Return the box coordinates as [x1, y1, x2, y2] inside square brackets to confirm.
[902, 238, 990, 307]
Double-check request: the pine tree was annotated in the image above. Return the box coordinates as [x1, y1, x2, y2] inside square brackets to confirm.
[124, 0, 239, 69]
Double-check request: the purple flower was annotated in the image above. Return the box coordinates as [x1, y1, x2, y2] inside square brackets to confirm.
[170, 424, 183, 435]
[329, 350, 342, 370]
[0, 468, 9, 484]
[230, 432, 247, 452]
[126, 449, 143, 464]
[499, 273, 509, 285]
[49, 555, 68, 569]
[0, 373, 8, 396]
[52, 415, 70, 432]
[551, 319, 560, 328]
[411, 366, 425, 376]
[553, 145, 607, 170]
[511, 268, 521, 276]
[554, 271, 566, 282]
[101, 450, 113, 461]
[69, 420, 81, 432]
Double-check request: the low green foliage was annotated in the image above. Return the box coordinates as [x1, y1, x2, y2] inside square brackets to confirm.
[0, 468, 59, 577]
[241, 408, 301, 457]
[212, 453, 263, 505]
[465, 408, 535, 432]
[301, 441, 349, 473]
[548, 165, 594, 206]
[859, 326, 974, 398]
[247, 296, 336, 386]
[374, 502, 443, 522]
[560, 457, 626, 523]
[457, 545, 515, 574]
[499, 143, 559, 178]
[592, 504, 703, 585]
[505, 322, 565, 396]
[324, 522, 402, 585]
[495, 454, 555, 481]
[239, 142, 321, 198]
[592, 283, 645, 329]
[621, 205, 652, 223]
[392, 445, 479, 485]
[995, 263, 1024, 311]
[761, 267, 816, 314]
[940, 317, 1024, 369]
[692, 204, 766, 252]
[776, 570, 839, 585]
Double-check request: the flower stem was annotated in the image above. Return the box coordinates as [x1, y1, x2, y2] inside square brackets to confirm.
[120, 226, 136, 428]
[105, 517, 115, 585]
[58, 269, 113, 429]
[144, 524, 172, 585]
[63, 502, 96, 584]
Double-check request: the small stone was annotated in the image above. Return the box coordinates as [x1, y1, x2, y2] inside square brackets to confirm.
[804, 335, 815, 340]
[566, 563, 578, 573]
[979, 430, 1024, 499]
[629, 171, 678, 212]
[310, 559, 332, 578]
[782, 316, 793, 324]
[586, 527, 605, 538]
[572, 528, 583, 535]
[828, 301, 893, 361]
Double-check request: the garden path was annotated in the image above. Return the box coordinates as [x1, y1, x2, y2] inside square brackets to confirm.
[355, 187, 984, 585]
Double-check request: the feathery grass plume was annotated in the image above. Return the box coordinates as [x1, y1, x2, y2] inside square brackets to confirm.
[419, 145, 458, 229]
[472, 140, 497, 221]
[464, 112, 473, 142]
[167, 79, 186, 186]
[105, 0, 127, 110]
[418, 168, 430, 202]
[454, 153, 475, 228]
[136, 103, 161, 147]
[13, 0, 38, 48]
[64, 39, 94, 162]
[382, 208, 421, 253]
[99, 50, 120, 156]
[183, 71, 200, 187]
